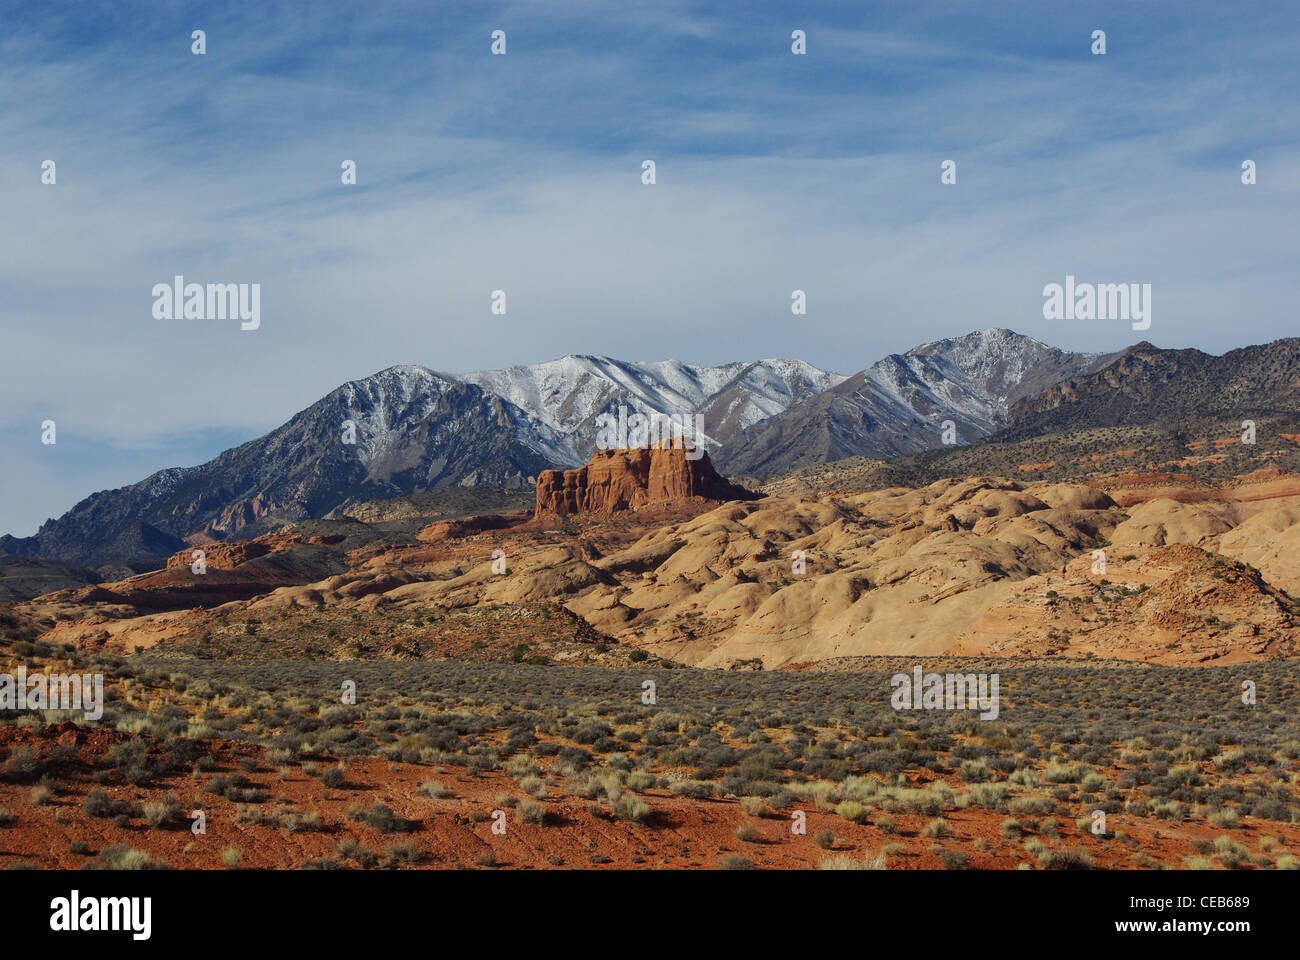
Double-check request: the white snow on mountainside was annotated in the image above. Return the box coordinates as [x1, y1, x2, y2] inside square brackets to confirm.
[452, 355, 846, 460]
[0, 329, 1124, 567]
[722, 330, 1119, 475]
[862, 328, 1108, 436]
[341, 332, 1107, 475]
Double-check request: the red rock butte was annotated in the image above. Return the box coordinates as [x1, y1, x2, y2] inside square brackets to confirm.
[534, 443, 758, 518]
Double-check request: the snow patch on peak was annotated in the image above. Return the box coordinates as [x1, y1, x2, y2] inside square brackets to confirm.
[454, 355, 843, 450]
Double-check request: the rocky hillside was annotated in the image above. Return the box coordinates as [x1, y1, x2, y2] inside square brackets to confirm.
[724, 329, 1115, 475]
[0, 368, 560, 567]
[0, 557, 100, 604]
[18, 472, 1298, 669]
[1004, 338, 1300, 438]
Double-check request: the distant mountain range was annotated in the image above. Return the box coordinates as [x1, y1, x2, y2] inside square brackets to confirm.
[457, 355, 845, 462]
[4, 330, 1297, 568]
[1003, 338, 1300, 439]
[726, 329, 1116, 475]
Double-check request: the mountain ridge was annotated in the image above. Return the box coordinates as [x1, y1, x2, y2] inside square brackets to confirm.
[5, 330, 1294, 568]
[724, 329, 1118, 475]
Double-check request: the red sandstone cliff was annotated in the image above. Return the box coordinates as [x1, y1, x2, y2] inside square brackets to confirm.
[163, 532, 342, 571]
[535, 445, 758, 518]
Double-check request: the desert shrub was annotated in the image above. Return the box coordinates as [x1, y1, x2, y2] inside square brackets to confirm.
[419, 780, 451, 798]
[1245, 798, 1291, 822]
[519, 775, 546, 799]
[938, 850, 970, 870]
[1079, 771, 1107, 793]
[83, 789, 141, 820]
[1009, 767, 1043, 789]
[2, 746, 42, 782]
[838, 775, 880, 801]
[1207, 807, 1239, 828]
[1039, 848, 1094, 870]
[626, 770, 656, 792]
[518, 798, 547, 825]
[142, 794, 183, 828]
[106, 741, 154, 785]
[876, 790, 930, 816]
[961, 783, 1008, 809]
[337, 839, 379, 868]
[204, 773, 267, 803]
[820, 851, 887, 870]
[365, 802, 412, 834]
[669, 780, 716, 800]
[614, 795, 651, 822]
[384, 841, 419, 865]
[29, 784, 54, 806]
[284, 810, 324, 833]
[572, 719, 613, 745]
[97, 845, 167, 870]
[1213, 835, 1249, 868]
[1151, 799, 1187, 821]
[1008, 796, 1054, 816]
[922, 817, 951, 838]
[717, 854, 755, 870]
[835, 800, 870, 824]
[1044, 763, 1084, 784]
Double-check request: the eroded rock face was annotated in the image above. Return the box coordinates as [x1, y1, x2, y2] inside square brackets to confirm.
[165, 533, 297, 571]
[17, 472, 1300, 668]
[417, 513, 528, 543]
[535, 445, 757, 517]
[164, 532, 343, 570]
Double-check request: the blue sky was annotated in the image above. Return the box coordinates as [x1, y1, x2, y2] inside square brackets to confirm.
[1, 0, 1297, 536]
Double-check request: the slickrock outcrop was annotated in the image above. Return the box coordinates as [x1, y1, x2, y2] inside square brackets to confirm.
[18, 471, 1300, 668]
[163, 532, 344, 570]
[164, 533, 298, 570]
[535, 445, 758, 518]
[417, 513, 528, 543]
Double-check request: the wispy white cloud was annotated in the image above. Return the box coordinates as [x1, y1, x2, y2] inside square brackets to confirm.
[0, 0, 1297, 535]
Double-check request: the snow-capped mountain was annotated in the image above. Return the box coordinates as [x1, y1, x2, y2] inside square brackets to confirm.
[0, 369, 562, 566]
[725, 330, 1118, 475]
[0, 356, 836, 566]
[455, 355, 845, 460]
[0, 331, 1120, 566]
